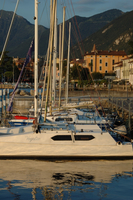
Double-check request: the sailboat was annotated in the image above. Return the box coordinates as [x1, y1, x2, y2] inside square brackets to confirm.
[0, 0, 133, 158]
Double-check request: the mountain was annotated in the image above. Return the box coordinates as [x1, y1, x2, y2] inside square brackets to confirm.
[0, 9, 123, 58]
[72, 10, 133, 58]
[0, 10, 48, 58]
[67, 9, 124, 41]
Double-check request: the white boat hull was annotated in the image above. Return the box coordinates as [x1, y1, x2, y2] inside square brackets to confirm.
[0, 142, 132, 158]
[0, 125, 133, 158]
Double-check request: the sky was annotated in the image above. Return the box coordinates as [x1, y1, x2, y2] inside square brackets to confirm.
[1, 0, 133, 28]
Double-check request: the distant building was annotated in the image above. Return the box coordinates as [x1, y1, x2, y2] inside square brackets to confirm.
[70, 58, 85, 68]
[114, 56, 133, 84]
[113, 61, 123, 80]
[84, 44, 127, 74]
[129, 59, 133, 85]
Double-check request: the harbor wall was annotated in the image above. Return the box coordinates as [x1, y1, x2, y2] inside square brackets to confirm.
[11, 89, 133, 114]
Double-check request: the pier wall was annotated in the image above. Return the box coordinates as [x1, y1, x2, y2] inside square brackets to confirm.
[11, 89, 133, 114]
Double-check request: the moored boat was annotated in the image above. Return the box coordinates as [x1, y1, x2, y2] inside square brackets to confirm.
[0, 123, 132, 158]
[0, 0, 132, 159]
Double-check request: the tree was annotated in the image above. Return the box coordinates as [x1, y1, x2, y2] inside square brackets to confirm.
[91, 72, 103, 80]
[0, 51, 13, 82]
[13, 64, 20, 82]
[70, 64, 82, 80]
[4, 71, 13, 82]
[62, 60, 67, 77]
[81, 68, 91, 80]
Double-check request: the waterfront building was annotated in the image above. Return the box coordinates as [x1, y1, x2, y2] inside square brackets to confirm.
[129, 59, 133, 85]
[84, 44, 127, 74]
[70, 58, 84, 68]
[114, 56, 133, 84]
[113, 61, 123, 80]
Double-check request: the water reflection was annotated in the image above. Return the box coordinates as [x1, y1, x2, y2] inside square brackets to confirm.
[0, 160, 133, 199]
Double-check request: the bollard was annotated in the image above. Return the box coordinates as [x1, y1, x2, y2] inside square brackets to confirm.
[39, 89, 41, 108]
[122, 100, 124, 118]
[112, 96, 113, 112]
[129, 100, 131, 134]
[7, 88, 9, 106]
[0, 90, 2, 119]
[3, 89, 6, 114]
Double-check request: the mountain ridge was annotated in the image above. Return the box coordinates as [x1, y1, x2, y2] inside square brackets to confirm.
[0, 9, 125, 58]
[72, 9, 133, 58]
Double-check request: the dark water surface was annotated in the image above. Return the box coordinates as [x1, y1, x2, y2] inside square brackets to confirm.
[0, 159, 133, 200]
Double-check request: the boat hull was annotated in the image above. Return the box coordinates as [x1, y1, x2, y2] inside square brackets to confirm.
[8, 119, 34, 127]
[0, 125, 133, 159]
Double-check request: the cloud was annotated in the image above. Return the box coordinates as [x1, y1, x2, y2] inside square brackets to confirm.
[5, 0, 16, 3]
[73, 0, 133, 17]
[75, 0, 106, 5]
[5, 0, 32, 4]
[73, 0, 106, 16]
[73, 0, 107, 16]
[76, 5, 93, 13]
[118, 1, 133, 10]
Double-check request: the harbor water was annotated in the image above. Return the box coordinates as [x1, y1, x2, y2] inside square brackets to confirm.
[0, 159, 133, 200]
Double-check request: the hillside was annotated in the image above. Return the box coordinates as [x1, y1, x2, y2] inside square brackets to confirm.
[0, 10, 48, 57]
[72, 10, 133, 58]
[0, 9, 123, 58]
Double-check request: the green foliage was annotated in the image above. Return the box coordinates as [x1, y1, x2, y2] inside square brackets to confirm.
[100, 79, 108, 84]
[14, 65, 20, 82]
[4, 71, 12, 81]
[70, 63, 92, 82]
[0, 51, 19, 82]
[78, 80, 90, 87]
[93, 79, 108, 85]
[70, 64, 82, 80]
[81, 68, 91, 80]
[78, 80, 84, 87]
[62, 60, 67, 77]
[91, 72, 103, 80]
[0, 51, 13, 81]
[104, 72, 115, 76]
[0, 51, 13, 70]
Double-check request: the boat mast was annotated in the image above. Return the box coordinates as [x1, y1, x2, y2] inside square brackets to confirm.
[41, 0, 53, 111]
[44, 0, 56, 121]
[59, 23, 62, 103]
[52, 2, 57, 106]
[66, 22, 71, 104]
[34, 0, 38, 118]
[59, 7, 66, 108]
[49, 0, 54, 115]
